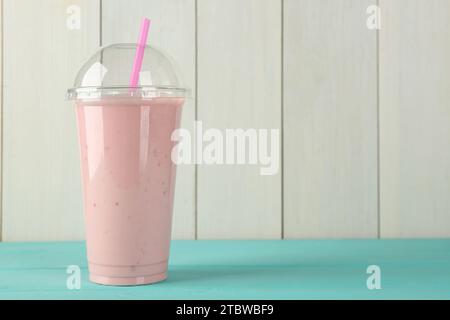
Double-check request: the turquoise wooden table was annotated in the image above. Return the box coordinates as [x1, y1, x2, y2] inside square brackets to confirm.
[0, 240, 449, 299]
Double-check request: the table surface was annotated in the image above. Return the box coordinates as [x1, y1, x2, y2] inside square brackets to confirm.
[0, 240, 449, 300]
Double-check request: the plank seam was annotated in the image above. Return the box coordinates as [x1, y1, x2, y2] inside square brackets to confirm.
[194, 0, 198, 240]
[376, 0, 381, 239]
[99, 0, 103, 47]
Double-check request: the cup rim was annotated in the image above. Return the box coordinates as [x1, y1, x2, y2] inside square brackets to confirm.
[67, 85, 190, 100]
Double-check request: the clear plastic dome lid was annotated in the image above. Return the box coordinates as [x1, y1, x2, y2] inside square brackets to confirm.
[67, 43, 188, 100]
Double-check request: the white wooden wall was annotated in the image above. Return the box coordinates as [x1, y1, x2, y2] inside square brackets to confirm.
[284, 0, 378, 238]
[379, 0, 450, 237]
[1, 0, 450, 241]
[197, 0, 282, 239]
[2, 0, 99, 241]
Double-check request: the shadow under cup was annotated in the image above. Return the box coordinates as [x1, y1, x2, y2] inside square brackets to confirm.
[75, 97, 184, 286]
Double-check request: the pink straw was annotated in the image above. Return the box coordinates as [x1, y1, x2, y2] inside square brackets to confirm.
[129, 18, 151, 87]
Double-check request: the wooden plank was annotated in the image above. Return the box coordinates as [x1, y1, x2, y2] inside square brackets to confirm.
[102, 0, 196, 239]
[197, 0, 282, 239]
[284, 0, 378, 238]
[380, 0, 450, 237]
[2, 0, 100, 240]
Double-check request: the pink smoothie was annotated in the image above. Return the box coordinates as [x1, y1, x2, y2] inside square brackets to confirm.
[75, 97, 184, 285]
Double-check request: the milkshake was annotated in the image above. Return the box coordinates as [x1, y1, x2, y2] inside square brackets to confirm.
[76, 98, 183, 285]
[68, 40, 187, 285]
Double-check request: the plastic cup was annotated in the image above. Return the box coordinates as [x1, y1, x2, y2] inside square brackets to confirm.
[68, 44, 188, 285]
